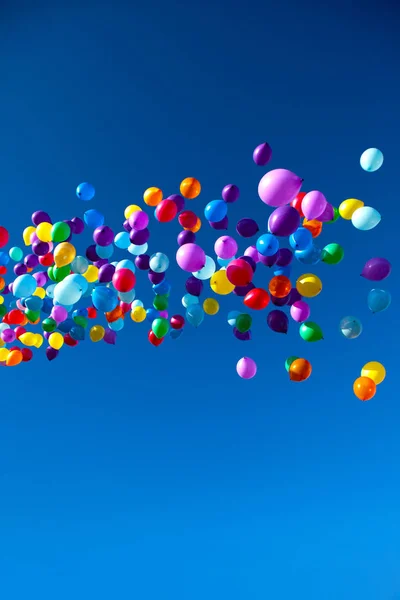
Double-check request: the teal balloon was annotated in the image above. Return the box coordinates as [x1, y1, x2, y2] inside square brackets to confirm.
[9, 247, 23, 262]
[128, 243, 148, 256]
[339, 316, 362, 339]
[367, 288, 391, 313]
[71, 255, 89, 274]
[119, 290, 136, 303]
[182, 293, 199, 308]
[295, 246, 322, 265]
[186, 304, 204, 327]
[109, 318, 124, 331]
[149, 252, 169, 273]
[12, 274, 37, 298]
[218, 256, 234, 267]
[24, 295, 43, 311]
[351, 206, 381, 231]
[114, 231, 130, 249]
[96, 244, 114, 259]
[360, 148, 384, 172]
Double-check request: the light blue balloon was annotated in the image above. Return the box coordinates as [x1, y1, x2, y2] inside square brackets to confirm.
[295, 245, 322, 265]
[131, 299, 143, 308]
[256, 233, 279, 257]
[227, 310, 240, 327]
[83, 283, 96, 298]
[9, 247, 23, 262]
[186, 304, 204, 327]
[68, 274, 89, 294]
[0, 323, 11, 333]
[351, 206, 381, 231]
[119, 290, 136, 303]
[84, 209, 104, 229]
[116, 259, 136, 273]
[149, 252, 169, 273]
[76, 182, 95, 201]
[92, 286, 118, 313]
[114, 231, 130, 249]
[71, 255, 89, 274]
[12, 274, 37, 298]
[128, 243, 148, 256]
[204, 200, 228, 223]
[217, 256, 234, 267]
[54, 277, 83, 306]
[360, 148, 384, 172]
[46, 284, 57, 298]
[146, 307, 159, 322]
[109, 318, 124, 332]
[96, 244, 114, 259]
[289, 227, 313, 251]
[182, 293, 199, 308]
[54, 301, 73, 312]
[367, 288, 391, 313]
[170, 328, 183, 340]
[339, 316, 363, 339]
[192, 256, 216, 280]
[273, 266, 291, 277]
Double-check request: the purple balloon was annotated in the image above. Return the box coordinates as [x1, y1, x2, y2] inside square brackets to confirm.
[270, 294, 289, 307]
[222, 184, 240, 203]
[236, 356, 257, 379]
[86, 244, 100, 262]
[233, 282, 255, 297]
[177, 230, 196, 246]
[51, 305, 68, 323]
[4, 284, 11, 295]
[286, 288, 302, 306]
[276, 248, 293, 267]
[176, 243, 206, 272]
[24, 254, 39, 269]
[214, 236, 238, 260]
[70, 217, 85, 234]
[258, 252, 278, 267]
[301, 191, 327, 220]
[233, 328, 252, 341]
[290, 300, 311, 323]
[129, 211, 149, 231]
[43, 331, 51, 340]
[94, 259, 108, 269]
[123, 219, 132, 232]
[267, 309, 289, 334]
[168, 194, 185, 213]
[94, 226, 114, 247]
[32, 240, 50, 256]
[258, 169, 303, 207]
[268, 206, 300, 237]
[104, 329, 117, 345]
[135, 254, 150, 270]
[209, 216, 228, 230]
[32, 210, 52, 226]
[33, 271, 48, 287]
[236, 218, 259, 238]
[238, 255, 256, 272]
[46, 347, 59, 361]
[185, 276, 203, 296]
[244, 245, 260, 263]
[317, 203, 334, 223]
[2, 329, 15, 343]
[98, 263, 115, 283]
[14, 263, 27, 276]
[130, 228, 150, 245]
[148, 270, 165, 285]
[253, 142, 273, 166]
[361, 257, 391, 281]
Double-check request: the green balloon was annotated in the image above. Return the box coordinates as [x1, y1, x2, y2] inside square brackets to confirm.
[152, 317, 169, 339]
[299, 321, 323, 342]
[53, 265, 71, 282]
[42, 317, 57, 332]
[321, 243, 344, 265]
[153, 294, 168, 311]
[235, 313, 252, 333]
[73, 315, 88, 328]
[285, 356, 298, 372]
[0, 305, 7, 318]
[326, 207, 340, 224]
[25, 309, 40, 323]
[9, 246, 23, 262]
[51, 221, 71, 243]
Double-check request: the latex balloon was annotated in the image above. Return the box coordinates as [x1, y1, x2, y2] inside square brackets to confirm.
[54, 242, 76, 267]
[289, 227, 313, 251]
[291, 192, 306, 217]
[268, 206, 300, 237]
[210, 269, 235, 295]
[149, 252, 169, 273]
[90, 325, 105, 342]
[303, 219, 322, 238]
[214, 236, 237, 259]
[179, 210, 197, 229]
[361, 361, 386, 385]
[290, 300, 310, 323]
[317, 203, 334, 223]
[51, 221, 71, 243]
[276, 248, 293, 267]
[203, 298, 219, 315]
[339, 316, 362, 339]
[76, 182, 95, 201]
[180, 177, 201, 199]
[289, 358, 312, 382]
[12, 274, 37, 298]
[236, 357, 257, 379]
[84, 209, 104, 229]
[176, 244, 206, 272]
[244, 287, 270, 310]
[155, 199, 178, 223]
[235, 313, 252, 333]
[186, 304, 204, 327]
[295, 245, 322, 265]
[361, 257, 391, 281]
[258, 169, 303, 207]
[267, 309, 288, 334]
[299, 321, 323, 342]
[204, 200, 228, 223]
[131, 306, 146, 323]
[256, 233, 279, 257]
[227, 310, 240, 327]
[192, 255, 216, 280]
[339, 198, 364, 220]
[92, 286, 118, 313]
[152, 317, 169, 339]
[233, 328, 251, 341]
[226, 259, 253, 287]
[185, 276, 203, 296]
[360, 148, 384, 172]
[222, 184, 239, 203]
[182, 293, 199, 308]
[209, 216, 228, 230]
[253, 142, 272, 166]
[367, 289, 391, 313]
[285, 356, 298, 372]
[321, 243, 344, 265]
[351, 207, 381, 231]
[269, 275, 291, 298]
[326, 207, 340, 224]
[353, 376, 376, 401]
[0, 226, 10, 248]
[236, 218, 259, 238]
[301, 191, 327, 220]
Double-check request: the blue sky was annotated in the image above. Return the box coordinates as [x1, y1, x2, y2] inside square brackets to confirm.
[0, 1, 399, 598]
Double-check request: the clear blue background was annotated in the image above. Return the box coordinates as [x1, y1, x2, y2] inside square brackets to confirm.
[0, 1, 399, 598]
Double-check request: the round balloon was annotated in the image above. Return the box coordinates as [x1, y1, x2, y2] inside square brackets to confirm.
[361, 361, 386, 385]
[353, 376, 376, 401]
[351, 206, 381, 231]
[367, 289, 391, 313]
[236, 357, 257, 379]
[339, 316, 362, 339]
[360, 148, 384, 172]
[258, 169, 303, 207]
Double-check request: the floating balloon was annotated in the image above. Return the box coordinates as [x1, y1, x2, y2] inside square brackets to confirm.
[144, 187, 162, 207]
[367, 289, 391, 313]
[180, 177, 201, 199]
[299, 321, 323, 342]
[222, 184, 239, 203]
[54, 242, 76, 267]
[203, 298, 219, 315]
[236, 357, 257, 379]
[360, 148, 384, 172]
[361, 361, 386, 385]
[339, 198, 364, 220]
[269, 275, 291, 298]
[226, 259, 253, 287]
[186, 304, 204, 327]
[361, 257, 391, 281]
[302, 219, 322, 238]
[285, 356, 298, 372]
[339, 316, 362, 339]
[290, 300, 310, 323]
[351, 206, 381, 231]
[289, 358, 312, 382]
[253, 142, 272, 166]
[176, 243, 206, 272]
[76, 182, 95, 201]
[321, 243, 344, 265]
[204, 200, 228, 223]
[258, 169, 303, 207]
[296, 273, 322, 298]
[210, 269, 235, 295]
[268, 206, 300, 237]
[353, 376, 376, 401]
[236, 218, 259, 238]
[256, 233, 279, 257]
[267, 309, 288, 334]
[244, 287, 270, 310]
[301, 191, 327, 221]
[289, 227, 313, 251]
[214, 236, 238, 259]
[192, 256, 216, 280]
[295, 245, 322, 266]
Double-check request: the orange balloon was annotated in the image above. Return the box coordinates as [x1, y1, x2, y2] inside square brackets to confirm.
[143, 187, 163, 207]
[289, 358, 312, 382]
[106, 306, 124, 323]
[189, 217, 202, 233]
[303, 219, 323, 238]
[268, 275, 291, 298]
[6, 349, 23, 367]
[0, 276, 5, 291]
[180, 177, 201, 199]
[353, 376, 376, 401]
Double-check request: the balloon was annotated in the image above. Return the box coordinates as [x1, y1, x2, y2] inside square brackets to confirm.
[13, 274, 37, 298]
[156, 199, 178, 223]
[182, 293, 199, 308]
[360, 148, 384, 172]
[112, 268, 136, 293]
[226, 259, 253, 287]
[353, 376, 376, 401]
[210, 269, 235, 295]
[84, 209, 104, 229]
[94, 226, 114, 247]
[178, 230, 196, 246]
[285, 356, 298, 372]
[54, 242, 76, 267]
[92, 286, 118, 313]
[301, 191, 327, 220]
[0, 226, 9, 248]
[76, 182, 95, 201]
[192, 256, 216, 280]
[244, 246, 260, 263]
[168, 194, 185, 212]
[270, 293, 289, 307]
[339, 198, 364, 220]
[185, 276, 203, 296]
[267, 309, 288, 334]
[256, 233, 279, 257]
[268, 206, 300, 237]
[291, 192, 306, 217]
[326, 207, 340, 224]
[258, 169, 303, 207]
[289, 227, 313, 251]
[289, 358, 312, 382]
[233, 328, 251, 341]
[362, 360, 386, 386]
[143, 187, 162, 207]
[149, 252, 169, 273]
[128, 243, 148, 256]
[227, 310, 240, 327]
[244, 287, 270, 310]
[268, 275, 291, 298]
[367, 289, 391, 313]
[176, 243, 206, 272]
[299, 321, 323, 342]
[253, 142, 272, 166]
[36, 222, 53, 243]
[90, 325, 105, 342]
[295, 245, 322, 265]
[275, 248, 293, 267]
[203, 298, 219, 315]
[152, 317, 169, 339]
[317, 203, 334, 223]
[321, 243, 344, 265]
[361, 257, 391, 281]
[204, 200, 228, 223]
[170, 315, 185, 330]
[222, 184, 239, 203]
[236, 357, 257, 379]
[179, 210, 198, 229]
[214, 236, 238, 259]
[186, 304, 204, 327]
[22, 226, 36, 246]
[114, 232, 131, 250]
[302, 219, 322, 238]
[351, 207, 381, 231]
[180, 177, 201, 199]
[296, 273, 322, 298]
[236, 218, 259, 238]
[235, 313, 252, 333]
[9, 247, 23, 262]
[273, 265, 291, 278]
[209, 216, 228, 230]
[48, 332, 64, 350]
[290, 300, 310, 323]
[131, 306, 146, 323]
[51, 221, 71, 243]
[339, 316, 363, 339]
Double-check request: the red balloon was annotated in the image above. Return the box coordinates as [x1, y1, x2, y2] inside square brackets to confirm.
[8, 309, 25, 325]
[112, 268, 136, 293]
[21, 348, 33, 362]
[178, 210, 198, 229]
[291, 192, 306, 217]
[226, 258, 253, 287]
[0, 266, 7, 275]
[87, 307, 97, 319]
[156, 199, 178, 223]
[0, 226, 9, 248]
[39, 253, 54, 267]
[148, 330, 163, 346]
[244, 287, 270, 310]
[170, 314, 185, 329]
[64, 333, 78, 347]
[14, 326, 26, 339]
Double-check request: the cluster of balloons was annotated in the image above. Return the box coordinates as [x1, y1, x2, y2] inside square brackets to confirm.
[353, 361, 386, 401]
[0, 142, 390, 400]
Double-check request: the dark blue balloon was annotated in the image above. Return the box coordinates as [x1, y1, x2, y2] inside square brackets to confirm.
[58, 318, 74, 333]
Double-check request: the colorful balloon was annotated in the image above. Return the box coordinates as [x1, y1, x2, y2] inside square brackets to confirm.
[351, 206, 381, 231]
[222, 184, 239, 203]
[367, 289, 391, 313]
[253, 142, 272, 166]
[268, 206, 300, 237]
[210, 269, 235, 295]
[285, 356, 298, 372]
[236, 218, 259, 238]
[339, 198, 364, 220]
[360, 148, 384, 172]
[176, 243, 206, 272]
[180, 177, 201, 199]
[214, 236, 238, 259]
[236, 357, 257, 379]
[204, 200, 228, 223]
[289, 358, 312, 382]
[289, 227, 313, 251]
[258, 169, 303, 207]
[226, 259, 253, 287]
[244, 287, 270, 310]
[353, 376, 376, 401]
[361, 257, 391, 281]
[290, 300, 310, 323]
[339, 316, 362, 339]
[321, 243, 344, 265]
[76, 182, 95, 201]
[301, 191, 327, 221]
[361, 361, 386, 385]
[299, 321, 323, 342]
[256, 233, 279, 257]
[267, 309, 288, 334]
[268, 275, 291, 298]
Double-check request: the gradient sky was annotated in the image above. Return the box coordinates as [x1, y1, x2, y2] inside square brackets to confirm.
[0, 1, 399, 598]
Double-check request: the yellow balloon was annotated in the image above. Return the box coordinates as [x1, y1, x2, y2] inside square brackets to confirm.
[36, 222, 53, 243]
[90, 325, 105, 342]
[34, 334, 44, 349]
[84, 265, 99, 283]
[0, 348, 10, 361]
[49, 332, 64, 350]
[23, 226, 36, 246]
[361, 361, 386, 385]
[131, 306, 146, 323]
[0, 337, 5, 347]
[203, 297, 219, 315]
[339, 198, 364, 220]
[54, 242, 76, 267]
[124, 204, 142, 219]
[296, 273, 322, 298]
[0, 296, 4, 305]
[19, 332, 35, 347]
[33, 287, 46, 299]
[210, 269, 235, 296]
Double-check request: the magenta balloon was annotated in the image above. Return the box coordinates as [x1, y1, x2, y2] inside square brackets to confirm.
[51, 305, 68, 323]
[290, 300, 310, 323]
[253, 142, 272, 166]
[129, 210, 149, 230]
[214, 235, 238, 259]
[317, 203, 334, 222]
[258, 169, 303, 207]
[361, 257, 391, 281]
[244, 245, 260, 263]
[301, 191, 327, 220]
[176, 243, 206, 272]
[268, 206, 300, 236]
[236, 356, 257, 379]
[209, 216, 229, 230]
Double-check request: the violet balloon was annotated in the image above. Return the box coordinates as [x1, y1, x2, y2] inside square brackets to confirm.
[167, 194, 185, 212]
[244, 246, 260, 263]
[290, 300, 311, 323]
[267, 309, 289, 334]
[301, 191, 327, 220]
[236, 218, 259, 238]
[233, 328, 252, 341]
[148, 270, 165, 284]
[361, 257, 392, 281]
[185, 276, 203, 296]
[236, 356, 257, 379]
[222, 184, 240, 203]
[276, 248, 293, 267]
[233, 282, 255, 297]
[258, 252, 278, 267]
[32, 210, 52, 226]
[176, 243, 206, 272]
[177, 230, 196, 246]
[135, 254, 150, 270]
[209, 216, 229, 230]
[94, 226, 114, 247]
[271, 294, 289, 307]
[130, 228, 150, 245]
[258, 169, 303, 207]
[317, 203, 334, 222]
[214, 236, 238, 259]
[253, 142, 272, 166]
[286, 288, 302, 306]
[268, 206, 300, 237]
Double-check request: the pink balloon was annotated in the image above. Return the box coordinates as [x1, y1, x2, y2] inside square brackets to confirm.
[258, 169, 303, 207]
[290, 300, 310, 323]
[236, 356, 257, 379]
[301, 191, 327, 220]
[244, 245, 260, 263]
[214, 235, 238, 259]
[176, 243, 206, 272]
[129, 210, 149, 231]
[317, 203, 334, 222]
[51, 305, 68, 323]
